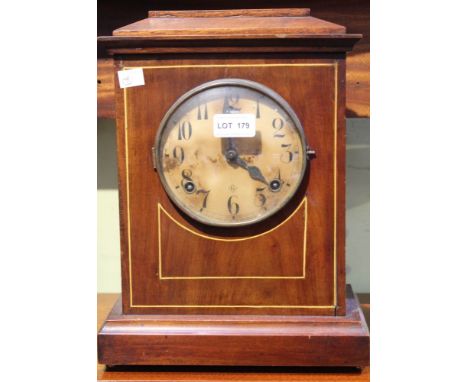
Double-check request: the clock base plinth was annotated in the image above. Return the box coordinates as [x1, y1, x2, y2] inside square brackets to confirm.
[98, 285, 369, 367]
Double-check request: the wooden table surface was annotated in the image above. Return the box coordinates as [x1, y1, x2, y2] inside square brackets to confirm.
[98, 293, 370, 381]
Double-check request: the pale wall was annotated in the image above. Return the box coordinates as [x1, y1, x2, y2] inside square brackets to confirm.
[97, 118, 370, 293]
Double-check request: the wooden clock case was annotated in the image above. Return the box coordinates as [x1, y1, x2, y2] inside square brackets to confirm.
[98, 8, 369, 367]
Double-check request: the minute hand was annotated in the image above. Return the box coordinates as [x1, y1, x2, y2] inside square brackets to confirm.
[223, 96, 237, 154]
[233, 156, 268, 186]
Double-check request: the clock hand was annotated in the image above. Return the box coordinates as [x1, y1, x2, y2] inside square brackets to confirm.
[222, 94, 267, 184]
[222, 95, 241, 161]
[222, 95, 236, 153]
[223, 95, 231, 114]
[225, 149, 268, 186]
[234, 158, 269, 186]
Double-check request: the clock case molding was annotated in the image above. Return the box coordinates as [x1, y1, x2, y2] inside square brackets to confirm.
[98, 8, 369, 367]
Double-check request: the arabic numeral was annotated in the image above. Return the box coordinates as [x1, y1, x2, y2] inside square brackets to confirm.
[227, 195, 240, 218]
[197, 103, 208, 120]
[280, 143, 293, 163]
[272, 118, 285, 138]
[172, 146, 184, 164]
[255, 188, 267, 208]
[197, 189, 210, 212]
[177, 121, 192, 140]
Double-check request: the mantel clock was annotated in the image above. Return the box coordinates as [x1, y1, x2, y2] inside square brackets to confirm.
[98, 8, 369, 367]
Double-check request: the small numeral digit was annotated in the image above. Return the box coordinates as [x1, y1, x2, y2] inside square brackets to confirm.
[227, 195, 240, 218]
[181, 169, 192, 181]
[272, 118, 285, 138]
[197, 103, 208, 120]
[255, 193, 267, 207]
[172, 146, 184, 164]
[255, 187, 267, 208]
[180, 169, 196, 193]
[280, 143, 293, 163]
[197, 189, 210, 211]
[178, 121, 192, 140]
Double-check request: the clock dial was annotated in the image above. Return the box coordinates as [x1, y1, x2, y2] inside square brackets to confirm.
[154, 79, 307, 227]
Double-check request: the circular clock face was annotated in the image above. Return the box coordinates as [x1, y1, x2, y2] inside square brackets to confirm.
[154, 79, 307, 227]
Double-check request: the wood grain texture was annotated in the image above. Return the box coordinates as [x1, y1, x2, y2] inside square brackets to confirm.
[158, 200, 307, 278]
[149, 8, 311, 18]
[112, 56, 344, 315]
[97, 1, 369, 117]
[97, 52, 367, 118]
[111, 16, 346, 39]
[98, 285, 369, 367]
[99, 10, 359, 55]
[97, 59, 115, 119]
[99, 365, 370, 381]
[336, 59, 347, 315]
[346, 52, 369, 117]
[97, 292, 370, 379]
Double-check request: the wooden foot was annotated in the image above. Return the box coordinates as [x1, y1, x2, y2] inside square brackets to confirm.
[98, 285, 369, 367]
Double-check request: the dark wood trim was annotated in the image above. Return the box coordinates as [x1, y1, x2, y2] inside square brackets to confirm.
[98, 35, 361, 54]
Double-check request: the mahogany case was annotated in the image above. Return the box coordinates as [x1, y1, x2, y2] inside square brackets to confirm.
[98, 8, 368, 367]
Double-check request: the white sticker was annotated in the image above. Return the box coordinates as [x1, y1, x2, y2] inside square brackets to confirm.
[213, 114, 256, 138]
[117, 68, 145, 88]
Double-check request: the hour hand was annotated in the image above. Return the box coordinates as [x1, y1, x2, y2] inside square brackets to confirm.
[244, 162, 268, 185]
[225, 150, 268, 186]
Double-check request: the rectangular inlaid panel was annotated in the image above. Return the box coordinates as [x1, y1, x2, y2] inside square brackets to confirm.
[114, 56, 346, 315]
[158, 199, 308, 279]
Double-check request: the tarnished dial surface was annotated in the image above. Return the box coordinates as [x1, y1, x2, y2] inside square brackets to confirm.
[154, 79, 307, 227]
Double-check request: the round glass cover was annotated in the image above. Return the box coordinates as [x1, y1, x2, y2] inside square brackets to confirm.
[154, 79, 307, 227]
